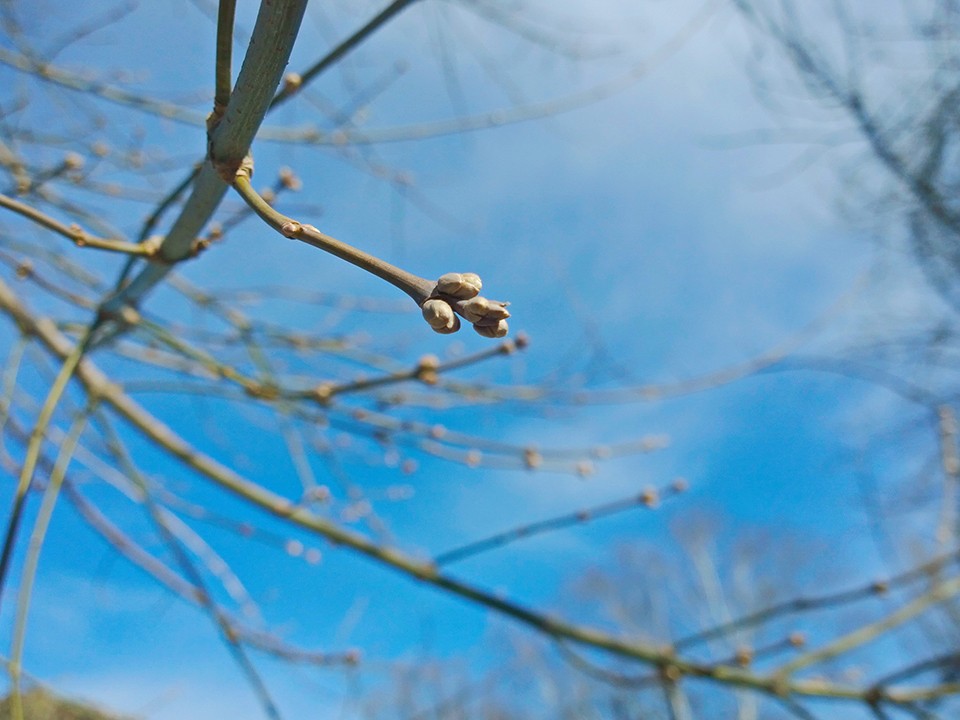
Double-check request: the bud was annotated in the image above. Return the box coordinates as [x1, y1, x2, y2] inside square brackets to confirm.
[280, 221, 302, 238]
[283, 72, 302, 94]
[313, 383, 333, 404]
[344, 648, 362, 665]
[473, 319, 509, 338]
[63, 152, 84, 171]
[417, 354, 440, 371]
[119, 305, 141, 326]
[459, 297, 510, 324]
[421, 298, 460, 334]
[278, 166, 302, 191]
[523, 447, 542, 469]
[436, 272, 482, 299]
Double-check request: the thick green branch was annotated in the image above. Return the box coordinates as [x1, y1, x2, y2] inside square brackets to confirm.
[102, 0, 308, 319]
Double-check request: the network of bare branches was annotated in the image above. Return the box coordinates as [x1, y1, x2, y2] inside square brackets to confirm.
[0, 1, 959, 719]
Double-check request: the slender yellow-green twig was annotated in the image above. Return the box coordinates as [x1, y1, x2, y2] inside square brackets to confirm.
[0, 327, 93, 613]
[9, 408, 91, 720]
[0, 338, 27, 443]
[0, 193, 157, 256]
[93, 410, 281, 720]
[775, 573, 960, 678]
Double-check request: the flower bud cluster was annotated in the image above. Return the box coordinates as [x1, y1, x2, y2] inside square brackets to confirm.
[421, 272, 510, 338]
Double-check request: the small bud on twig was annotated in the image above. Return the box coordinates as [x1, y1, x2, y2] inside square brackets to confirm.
[278, 166, 302, 191]
[421, 298, 460, 334]
[283, 72, 302, 94]
[280, 221, 302, 238]
[437, 272, 482, 299]
[473, 319, 509, 338]
[64, 152, 85, 171]
[459, 296, 510, 325]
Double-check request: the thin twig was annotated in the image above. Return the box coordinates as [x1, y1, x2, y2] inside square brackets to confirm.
[435, 479, 687, 566]
[231, 170, 434, 304]
[0, 325, 93, 613]
[0, 193, 156, 256]
[9, 406, 91, 720]
[214, 0, 237, 117]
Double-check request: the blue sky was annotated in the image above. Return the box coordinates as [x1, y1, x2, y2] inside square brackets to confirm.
[0, 1, 946, 718]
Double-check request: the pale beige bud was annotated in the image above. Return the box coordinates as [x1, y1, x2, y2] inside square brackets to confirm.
[283, 72, 302, 94]
[437, 272, 482, 299]
[278, 166, 302, 191]
[280, 221, 302, 238]
[421, 298, 460, 333]
[459, 297, 510, 324]
[473, 319, 508, 338]
[63, 152, 84, 170]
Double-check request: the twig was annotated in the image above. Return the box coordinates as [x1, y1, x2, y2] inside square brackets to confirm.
[0, 325, 93, 613]
[93, 410, 282, 720]
[4, 277, 959, 706]
[231, 169, 434, 304]
[936, 406, 959, 546]
[776, 574, 960, 677]
[675, 551, 960, 652]
[214, 0, 237, 118]
[435, 478, 687, 566]
[9, 406, 90, 720]
[268, 0, 422, 111]
[0, 192, 156, 256]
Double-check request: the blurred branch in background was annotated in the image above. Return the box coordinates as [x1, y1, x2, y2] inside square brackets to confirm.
[1, 0, 960, 719]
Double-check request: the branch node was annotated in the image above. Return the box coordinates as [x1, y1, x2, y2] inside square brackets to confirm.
[282, 72, 302, 95]
[68, 223, 87, 246]
[141, 235, 164, 257]
[280, 220, 302, 238]
[15, 261, 33, 280]
[190, 237, 211, 257]
[312, 383, 333, 405]
[213, 153, 254, 185]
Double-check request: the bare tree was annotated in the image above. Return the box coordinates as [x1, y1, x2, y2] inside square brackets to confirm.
[2, 1, 960, 719]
